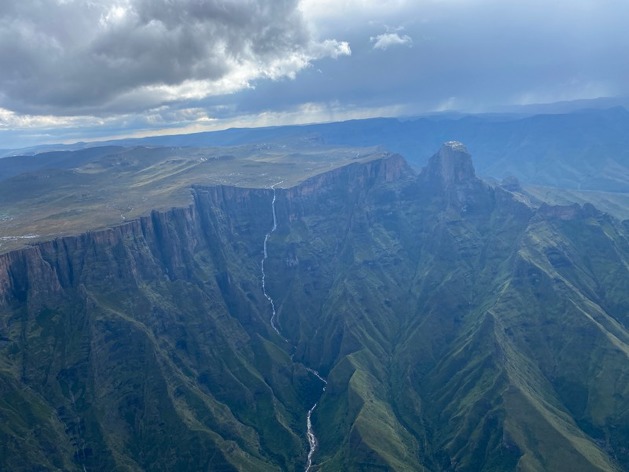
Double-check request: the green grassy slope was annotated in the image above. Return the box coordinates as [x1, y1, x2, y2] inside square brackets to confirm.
[1, 143, 628, 470]
[262, 144, 629, 470]
[0, 144, 384, 254]
[0, 186, 323, 470]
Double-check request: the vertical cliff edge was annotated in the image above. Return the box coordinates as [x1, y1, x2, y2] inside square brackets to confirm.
[1, 149, 628, 471]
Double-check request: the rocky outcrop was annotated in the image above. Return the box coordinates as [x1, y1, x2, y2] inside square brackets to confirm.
[417, 141, 493, 216]
[536, 201, 600, 220]
[424, 141, 476, 186]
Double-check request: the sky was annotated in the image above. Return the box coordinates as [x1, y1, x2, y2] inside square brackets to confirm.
[1, 0, 628, 149]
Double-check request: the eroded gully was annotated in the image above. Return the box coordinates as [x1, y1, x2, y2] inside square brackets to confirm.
[260, 183, 327, 472]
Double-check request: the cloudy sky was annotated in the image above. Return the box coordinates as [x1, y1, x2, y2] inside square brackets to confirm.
[1, 0, 628, 148]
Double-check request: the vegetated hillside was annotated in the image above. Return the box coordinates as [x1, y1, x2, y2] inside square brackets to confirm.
[1, 143, 628, 471]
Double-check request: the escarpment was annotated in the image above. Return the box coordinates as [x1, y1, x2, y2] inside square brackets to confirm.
[0, 152, 411, 308]
[1, 148, 629, 472]
[0, 154, 409, 471]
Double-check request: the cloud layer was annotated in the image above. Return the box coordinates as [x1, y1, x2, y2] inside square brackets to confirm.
[1, 0, 629, 148]
[371, 32, 412, 50]
[0, 0, 348, 115]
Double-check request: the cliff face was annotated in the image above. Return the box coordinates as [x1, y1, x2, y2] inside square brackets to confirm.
[1, 149, 629, 471]
[0, 154, 408, 472]
[424, 141, 476, 186]
[0, 181, 308, 471]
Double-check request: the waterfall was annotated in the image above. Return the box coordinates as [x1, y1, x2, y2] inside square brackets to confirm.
[260, 182, 327, 471]
[305, 369, 327, 472]
[261, 182, 282, 337]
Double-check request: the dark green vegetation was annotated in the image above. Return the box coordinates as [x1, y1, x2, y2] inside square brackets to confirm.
[1, 142, 628, 470]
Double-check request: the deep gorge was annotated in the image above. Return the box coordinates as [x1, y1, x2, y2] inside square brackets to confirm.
[1, 145, 628, 471]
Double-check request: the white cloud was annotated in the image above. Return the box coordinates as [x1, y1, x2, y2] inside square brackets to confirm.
[300, 0, 411, 20]
[0, 0, 350, 116]
[0, 107, 94, 129]
[3, 0, 629, 148]
[370, 32, 413, 50]
[310, 39, 352, 60]
[0, 99, 408, 148]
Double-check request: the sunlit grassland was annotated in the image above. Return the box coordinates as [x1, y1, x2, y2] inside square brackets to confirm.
[0, 144, 383, 253]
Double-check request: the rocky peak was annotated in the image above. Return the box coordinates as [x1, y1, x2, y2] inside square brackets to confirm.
[418, 141, 490, 214]
[424, 141, 476, 187]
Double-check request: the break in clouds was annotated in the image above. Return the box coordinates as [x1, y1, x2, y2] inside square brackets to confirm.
[0, 0, 349, 115]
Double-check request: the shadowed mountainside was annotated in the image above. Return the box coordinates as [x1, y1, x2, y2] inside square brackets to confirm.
[1, 143, 628, 470]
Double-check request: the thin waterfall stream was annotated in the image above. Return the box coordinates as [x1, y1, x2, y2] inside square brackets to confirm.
[261, 182, 283, 338]
[305, 368, 327, 471]
[260, 182, 327, 472]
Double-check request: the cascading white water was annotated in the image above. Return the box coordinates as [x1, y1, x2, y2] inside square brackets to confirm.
[305, 369, 327, 472]
[305, 402, 319, 471]
[260, 182, 327, 471]
[261, 182, 282, 337]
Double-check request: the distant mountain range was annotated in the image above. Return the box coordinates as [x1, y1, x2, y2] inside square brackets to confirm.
[5, 105, 629, 200]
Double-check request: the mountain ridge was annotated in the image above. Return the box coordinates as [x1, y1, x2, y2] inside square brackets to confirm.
[1, 144, 628, 470]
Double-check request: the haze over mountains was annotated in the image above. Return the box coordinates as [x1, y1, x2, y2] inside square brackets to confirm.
[1, 138, 628, 470]
[5, 106, 629, 190]
[5, 106, 629, 221]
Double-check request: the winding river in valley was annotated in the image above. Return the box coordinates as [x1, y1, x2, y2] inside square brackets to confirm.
[260, 183, 327, 472]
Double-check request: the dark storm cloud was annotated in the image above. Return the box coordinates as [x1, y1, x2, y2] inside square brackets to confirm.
[2, 0, 629, 148]
[0, 0, 347, 115]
